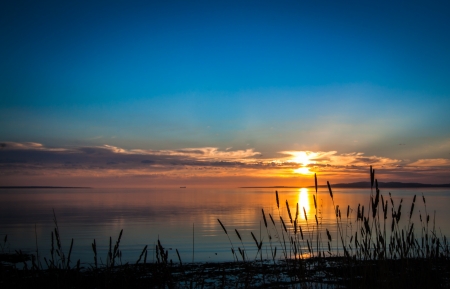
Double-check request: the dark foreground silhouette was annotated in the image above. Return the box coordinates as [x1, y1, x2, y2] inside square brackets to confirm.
[1, 168, 450, 288]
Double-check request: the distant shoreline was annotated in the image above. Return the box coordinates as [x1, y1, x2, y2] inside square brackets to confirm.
[240, 182, 450, 189]
[0, 186, 91, 189]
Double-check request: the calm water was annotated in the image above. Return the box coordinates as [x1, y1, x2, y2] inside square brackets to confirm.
[1, 187, 449, 266]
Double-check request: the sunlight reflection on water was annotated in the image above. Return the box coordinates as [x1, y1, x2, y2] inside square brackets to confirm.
[298, 188, 311, 220]
[0, 187, 449, 265]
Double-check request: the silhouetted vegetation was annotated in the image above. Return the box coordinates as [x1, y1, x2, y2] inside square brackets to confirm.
[1, 167, 449, 288]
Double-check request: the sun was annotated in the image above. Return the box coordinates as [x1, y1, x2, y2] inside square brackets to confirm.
[280, 150, 316, 175]
[289, 151, 314, 174]
[294, 167, 310, 174]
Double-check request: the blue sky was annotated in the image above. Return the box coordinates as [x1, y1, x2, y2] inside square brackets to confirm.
[1, 1, 449, 186]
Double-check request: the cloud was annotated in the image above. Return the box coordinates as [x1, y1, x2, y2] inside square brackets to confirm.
[0, 142, 421, 173]
[1, 142, 448, 186]
[0, 141, 67, 151]
[0, 142, 263, 172]
[279, 150, 402, 167]
[408, 158, 450, 167]
[103, 145, 260, 161]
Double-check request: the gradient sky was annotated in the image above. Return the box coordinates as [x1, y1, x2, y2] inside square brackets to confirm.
[1, 0, 449, 187]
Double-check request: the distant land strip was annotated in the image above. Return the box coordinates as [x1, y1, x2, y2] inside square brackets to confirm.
[0, 186, 91, 189]
[240, 182, 450, 189]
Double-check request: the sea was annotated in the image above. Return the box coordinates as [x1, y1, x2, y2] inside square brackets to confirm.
[1, 187, 449, 267]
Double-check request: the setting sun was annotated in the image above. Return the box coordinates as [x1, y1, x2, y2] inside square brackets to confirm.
[284, 151, 316, 175]
[294, 167, 311, 174]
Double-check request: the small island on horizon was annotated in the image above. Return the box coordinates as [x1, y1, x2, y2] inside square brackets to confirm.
[240, 181, 450, 189]
[0, 186, 92, 189]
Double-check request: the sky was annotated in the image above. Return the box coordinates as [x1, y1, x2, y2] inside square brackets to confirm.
[1, 0, 450, 187]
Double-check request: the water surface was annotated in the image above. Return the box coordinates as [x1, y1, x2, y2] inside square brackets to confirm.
[1, 187, 449, 266]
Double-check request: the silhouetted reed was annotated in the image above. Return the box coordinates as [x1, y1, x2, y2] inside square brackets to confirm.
[213, 168, 450, 288]
[1, 167, 449, 288]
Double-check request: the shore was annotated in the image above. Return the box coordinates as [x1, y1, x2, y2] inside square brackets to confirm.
[1, 255, 449, 288]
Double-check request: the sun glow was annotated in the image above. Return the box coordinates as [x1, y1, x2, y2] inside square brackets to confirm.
[294, 167, 310, 174]
[286, 151, 315, 175]
[291, 151, 311, 166]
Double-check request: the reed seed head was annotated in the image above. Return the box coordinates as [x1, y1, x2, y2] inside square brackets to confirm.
[286, 200, 292, 223]
[262, 209, 268, 228]
[276, 191, 279, 209]
[217, 219, 228, 235]
[269, 213, 275, 226]
[235, 229, 242, 241]
[327, 181, 333, 199]
[251, 232, 259, 248]
[315, 173, 318, 193]
[280, 216, 287, 233]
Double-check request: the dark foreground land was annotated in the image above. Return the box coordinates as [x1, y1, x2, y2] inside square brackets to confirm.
[1, 255, 450, 288]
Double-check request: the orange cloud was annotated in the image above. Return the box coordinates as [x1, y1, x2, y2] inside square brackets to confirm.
[408, 158, 450, 167]
[279, 150, 401, 167]
[107, 146, 260, 161]
[1, 142, 449, 187]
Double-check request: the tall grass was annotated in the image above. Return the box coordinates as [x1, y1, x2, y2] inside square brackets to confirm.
[1, 166, 449, 288]
[214, 166, 450, 287]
